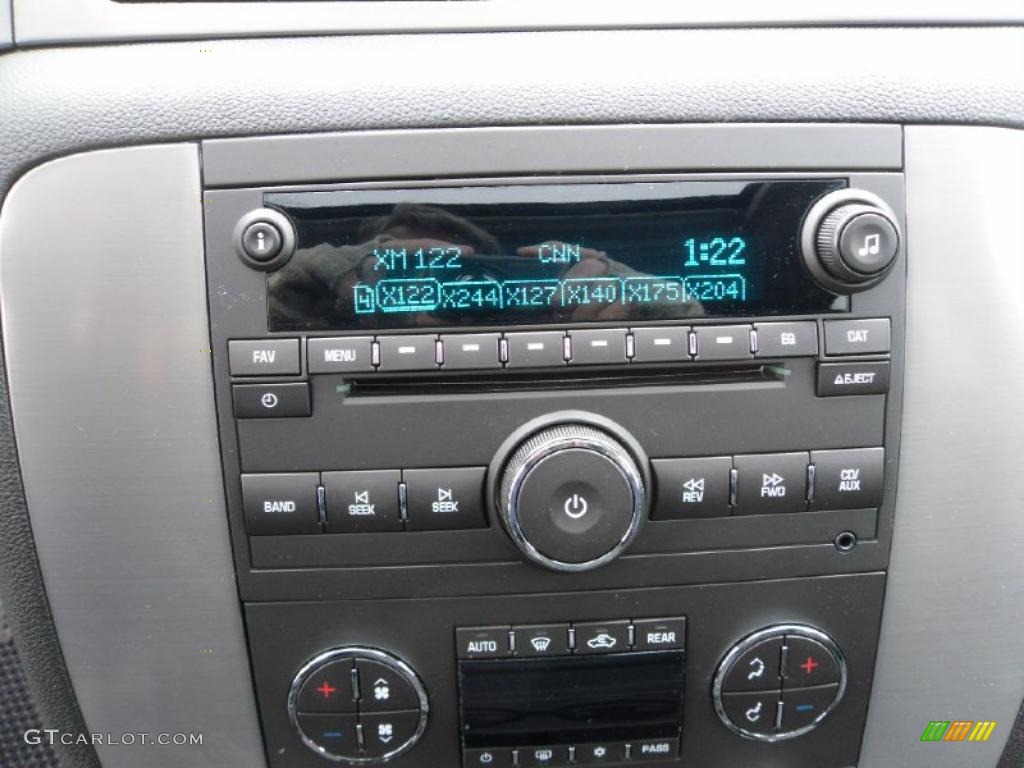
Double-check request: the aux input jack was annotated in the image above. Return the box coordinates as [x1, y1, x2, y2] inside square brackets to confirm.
[834, 531, 858, 553]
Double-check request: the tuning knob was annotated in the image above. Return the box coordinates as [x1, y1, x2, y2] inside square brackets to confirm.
[497, 422, 647, 572]
[801, 190, 901, 293]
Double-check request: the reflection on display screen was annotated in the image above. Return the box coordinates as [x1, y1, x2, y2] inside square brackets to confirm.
[265, 180, 848, 332]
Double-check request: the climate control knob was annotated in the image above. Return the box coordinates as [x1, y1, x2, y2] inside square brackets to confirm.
[497, 422, 647, 572]
[801, 189, 901, 293]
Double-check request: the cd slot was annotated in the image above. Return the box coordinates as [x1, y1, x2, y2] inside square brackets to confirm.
[341, 363, 785, 398]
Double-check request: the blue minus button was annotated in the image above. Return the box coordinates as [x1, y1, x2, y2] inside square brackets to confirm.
[297, 714, 358, 753]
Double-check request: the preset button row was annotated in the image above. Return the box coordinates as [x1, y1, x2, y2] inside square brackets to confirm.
[228, 318, 890, 376]
[465, 738, 679, 767]
[652, 447, 884, 520]
[456, 617, 685, 660]
[241, 467, 486, 536]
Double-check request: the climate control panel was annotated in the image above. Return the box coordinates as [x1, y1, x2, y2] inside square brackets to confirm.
[712, 626, 846, 742]
[288, 648, 429, 763]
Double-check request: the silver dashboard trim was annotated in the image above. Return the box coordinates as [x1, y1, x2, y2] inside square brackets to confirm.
[859, 126, 1024, 767]
[0, 145, 267, 768]
[202, 124, 902, 188]
[12, 0, 1024, 47]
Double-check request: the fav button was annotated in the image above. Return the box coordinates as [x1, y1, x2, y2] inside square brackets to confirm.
[228, 338, 300, 376]
[721, 691, 781, 737]
[241, 472, 320, 535]
[783, 636, 841, 688]
[404, 467, 487, 531]
[574, 620, 630, 655]
[721, 637, 783, 693]
[322, 470, 402, 533]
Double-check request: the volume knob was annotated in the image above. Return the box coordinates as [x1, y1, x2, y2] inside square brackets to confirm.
[802, 191, 901, 293]
[498, 423, 647, 572]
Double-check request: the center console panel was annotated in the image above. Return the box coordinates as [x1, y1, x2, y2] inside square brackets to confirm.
[202, 127, 906, 768]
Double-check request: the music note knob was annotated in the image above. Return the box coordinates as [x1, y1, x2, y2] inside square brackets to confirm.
[802, 190, 901, 293]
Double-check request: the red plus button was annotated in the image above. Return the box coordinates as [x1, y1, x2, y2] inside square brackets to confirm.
[799, 656, 819, 675]
[297, 660, 357, 713]
[783, 636, 840, 689]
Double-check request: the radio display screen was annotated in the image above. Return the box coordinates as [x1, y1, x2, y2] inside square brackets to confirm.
[265, 179, 848, 332]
